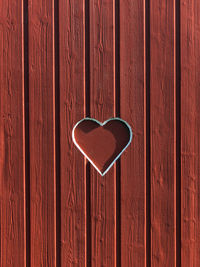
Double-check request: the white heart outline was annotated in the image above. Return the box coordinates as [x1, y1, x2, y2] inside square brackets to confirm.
[72, 117, 133, 176]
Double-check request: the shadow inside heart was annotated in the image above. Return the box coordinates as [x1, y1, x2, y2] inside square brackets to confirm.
[73, 119, 131, 174]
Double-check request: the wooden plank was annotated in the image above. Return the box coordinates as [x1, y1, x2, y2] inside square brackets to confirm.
[0, 0, 26, 266]
[119, 0, 146, 266]
[89, 0, 116, 266]
[181, 0, 200, 265]
[28, 1, 56, 265]
[59, 0, 86, 266]
[150, 0, 176, 266]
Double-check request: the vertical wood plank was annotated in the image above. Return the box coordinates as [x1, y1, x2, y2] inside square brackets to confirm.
[0, 0, 26, 266]
[28, 0, 56, 265]
[181, 0, 200, 265]
[59, 0, 86, 266]
[119, 0, 146, 266]
[89, 0, 116, 266]
[150, 0, 176, 266]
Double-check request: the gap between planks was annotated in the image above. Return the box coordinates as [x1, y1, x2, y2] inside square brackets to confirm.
[54, 0, 61, 265]
[144, 0, 151, 266]
[23, 0, 30, 265]
[85, 0, 91, 266]
[174, 0, 181, 266]
[114, 0, 121, 266]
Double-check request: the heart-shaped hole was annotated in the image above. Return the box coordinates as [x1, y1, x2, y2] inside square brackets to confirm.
[72, 118, 132, 176]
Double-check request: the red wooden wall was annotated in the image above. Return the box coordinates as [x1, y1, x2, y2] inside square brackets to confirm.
[0, 0, 200, 266]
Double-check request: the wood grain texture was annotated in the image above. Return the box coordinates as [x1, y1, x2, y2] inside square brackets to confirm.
[181, 0, 200, 265]
[0, 0, 26, 266]
[28, 0, 56, 265]
[89, 0, 116, 266]
[2, 1, 200, 266]
[59, 0, 86, 266]
[119, 0, 146, 266]
[150, 0, 176, 266]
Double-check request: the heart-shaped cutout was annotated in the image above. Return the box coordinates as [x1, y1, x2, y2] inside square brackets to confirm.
[72, 118, 132, 176]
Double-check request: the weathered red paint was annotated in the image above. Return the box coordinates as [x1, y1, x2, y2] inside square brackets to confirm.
[1, 0, 200, 266]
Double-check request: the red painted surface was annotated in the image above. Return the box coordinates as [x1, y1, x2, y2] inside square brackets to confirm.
[181, 1, 200, 266]
[28, 0, 56, 266]
[0, 0, 200, 266]
[150, 1, 176, 266]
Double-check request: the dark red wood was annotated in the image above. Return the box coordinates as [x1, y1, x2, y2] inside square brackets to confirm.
[0, 1, 26, 266]
[120, 0, 146, 266]
[181, 0, 200, 265]
[2, 1, 200, 266]
[150, 0, 176, 266]
[89, 0, 116, 266]
[59, 0, 86, 266]
[28, 0, 56, 265]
